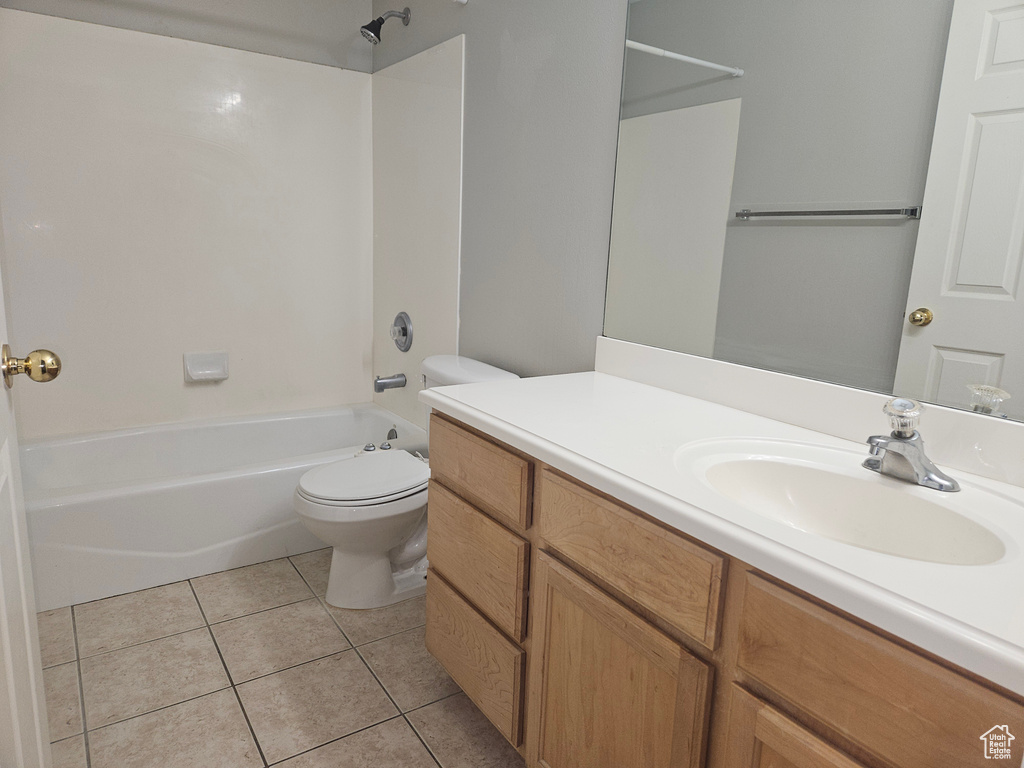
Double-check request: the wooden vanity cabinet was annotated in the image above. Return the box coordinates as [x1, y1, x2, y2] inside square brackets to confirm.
[424, 413, 1024, 768]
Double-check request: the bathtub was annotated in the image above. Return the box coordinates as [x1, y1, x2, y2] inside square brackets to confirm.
[22, 405, 426, 611]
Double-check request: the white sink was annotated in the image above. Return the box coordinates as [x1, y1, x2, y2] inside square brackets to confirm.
[675, 439, 1010, 566]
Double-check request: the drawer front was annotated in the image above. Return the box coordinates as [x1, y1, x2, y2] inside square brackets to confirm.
[426, 480, 529, 641]
[537, 469, 724, 648]
[737, 574, 1024, 768]
[429, 414, 532, 531]
[724, 685, 867, 768]
[425, 571, 526, 747]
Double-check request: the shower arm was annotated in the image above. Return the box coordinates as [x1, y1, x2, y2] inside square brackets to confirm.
[380, 9, 410, 23]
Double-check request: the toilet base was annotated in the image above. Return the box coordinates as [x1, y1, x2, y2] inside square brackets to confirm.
[324, 548, 427, 610]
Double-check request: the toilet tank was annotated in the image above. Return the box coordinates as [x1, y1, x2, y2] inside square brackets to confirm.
[421, 355, 519, 389]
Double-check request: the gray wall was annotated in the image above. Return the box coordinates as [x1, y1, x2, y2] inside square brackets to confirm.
[0, 0, 374, 71]
[372, 0, 627, 376]
[618, 1, 953, 393]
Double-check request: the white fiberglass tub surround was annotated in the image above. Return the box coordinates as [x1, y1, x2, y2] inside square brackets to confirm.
[23, 405, 425, 611]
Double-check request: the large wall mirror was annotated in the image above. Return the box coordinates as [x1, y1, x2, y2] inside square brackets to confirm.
[605, 0, 1024, 422]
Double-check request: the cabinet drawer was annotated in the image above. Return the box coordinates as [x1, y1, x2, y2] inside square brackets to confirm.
[429, 414, 532, 531]
[737, 574, 1024, 768]
[426, 480, 529, 641]
[537, 469, 724, 648]
[724, 685, 867, 768]
[425, 571, 526, 747]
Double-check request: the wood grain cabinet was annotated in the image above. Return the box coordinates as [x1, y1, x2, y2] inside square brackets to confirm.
[724, 686, 867, 768]
[526, 552, 712, 768]
[424, 413, 1024, 768]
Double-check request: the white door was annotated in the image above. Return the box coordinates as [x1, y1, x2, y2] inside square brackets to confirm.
[0, 208, 49, 765]
[893, 0, 1024, 420]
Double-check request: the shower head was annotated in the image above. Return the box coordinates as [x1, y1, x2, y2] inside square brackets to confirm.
[360, 7, 411, 45]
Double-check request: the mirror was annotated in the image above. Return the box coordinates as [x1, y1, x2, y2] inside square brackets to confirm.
[604, 0, 1024, 422]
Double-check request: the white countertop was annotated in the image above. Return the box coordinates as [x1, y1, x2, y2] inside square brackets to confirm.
[421, 371, 1024, 695]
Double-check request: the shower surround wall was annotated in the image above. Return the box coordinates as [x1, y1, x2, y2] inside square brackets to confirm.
[371, 36, 464, 430]
[0, 10, 375, 440]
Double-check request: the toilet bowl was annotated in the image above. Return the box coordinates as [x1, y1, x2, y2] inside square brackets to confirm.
[294, 355, 519, 610]
[293, 449, 430, 609]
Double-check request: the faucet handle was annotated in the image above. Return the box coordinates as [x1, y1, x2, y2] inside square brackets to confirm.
[883, 397, 922, 438]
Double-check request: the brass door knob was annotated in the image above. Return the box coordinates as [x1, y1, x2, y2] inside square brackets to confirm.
[908, 308, 934, 327]
[2, 344, 61, 388]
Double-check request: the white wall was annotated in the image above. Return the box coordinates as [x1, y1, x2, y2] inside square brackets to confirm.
[605, 100, 741, 357]
[0, 11, 374, 439]
[371, 0, 628, 377]
[372, 37, 464, 429]
[0, 0, 373, 72]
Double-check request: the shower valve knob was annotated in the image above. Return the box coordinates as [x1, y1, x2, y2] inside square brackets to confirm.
[2, 344, 61, 388]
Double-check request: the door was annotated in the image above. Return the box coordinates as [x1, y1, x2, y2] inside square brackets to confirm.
[526, 552, 712, 768]
[0, 203, 49, 765]
[893, 0, 1024, 419]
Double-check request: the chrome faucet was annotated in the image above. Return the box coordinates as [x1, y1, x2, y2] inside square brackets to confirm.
[863, 398, 959, 492]
[373, 374, 406, 393]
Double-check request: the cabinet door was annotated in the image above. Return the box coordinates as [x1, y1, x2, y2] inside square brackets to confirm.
[527, 552, 712, 768]
[724, 686, 867, 768]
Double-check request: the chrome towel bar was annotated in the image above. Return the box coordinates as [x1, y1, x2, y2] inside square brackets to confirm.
[736, 206, 921, 220]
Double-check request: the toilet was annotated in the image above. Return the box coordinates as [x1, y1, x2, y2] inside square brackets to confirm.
[293, 355, 519, 609]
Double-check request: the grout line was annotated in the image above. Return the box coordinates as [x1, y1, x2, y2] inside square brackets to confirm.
[188, 581, 269, 767]
[402, 689, 462, 716]
[262, 713, 407, 766]
[77, 623, 209, 662]
[403, 714, 445, 768]
[83, 684, 234, 734]
[230, 647, 354, 687]
[69, 606, 92, 768]
[351, 643, 402, 713]
[205, 594, 319, 627]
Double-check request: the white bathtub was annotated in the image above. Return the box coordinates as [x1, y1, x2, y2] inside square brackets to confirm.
[22, 405, 426, 610]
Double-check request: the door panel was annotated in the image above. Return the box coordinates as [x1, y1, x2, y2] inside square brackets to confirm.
[526, 552, 712, 768]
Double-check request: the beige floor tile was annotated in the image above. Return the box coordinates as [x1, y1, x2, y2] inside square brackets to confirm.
[74, 581, 204, 657]
[211, 598, 349, 683]
[323, 595, 426, 646]
[278, 717, 436, 767]
[43, 661, 82, 741]
[408, 693, 524, 768]
[81, 628, 229, 728]
[192, 558, 313, 623]
[37, 607, 76, 668]
[88, 689, 262, 768]
[359, 626, 459, 712]
[236, 650, 397, 764]
[290, 548, 331, 596]
[49, 734, 87, 768]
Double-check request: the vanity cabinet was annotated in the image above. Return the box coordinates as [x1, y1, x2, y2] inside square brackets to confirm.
[425, 413, 1024, 768]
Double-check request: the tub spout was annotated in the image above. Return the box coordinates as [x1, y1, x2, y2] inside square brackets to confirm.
[374, 374, 406, 393]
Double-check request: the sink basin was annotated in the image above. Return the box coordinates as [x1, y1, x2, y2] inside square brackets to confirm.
[676, 440, 1008, 566]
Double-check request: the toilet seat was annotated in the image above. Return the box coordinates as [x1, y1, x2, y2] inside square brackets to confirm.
[297, 449, 430, 507]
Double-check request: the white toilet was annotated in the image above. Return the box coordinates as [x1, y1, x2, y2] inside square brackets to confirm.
[293, 355, 518, 609]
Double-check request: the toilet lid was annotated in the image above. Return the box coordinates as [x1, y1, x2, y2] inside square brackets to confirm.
[298, 449, 430, 503]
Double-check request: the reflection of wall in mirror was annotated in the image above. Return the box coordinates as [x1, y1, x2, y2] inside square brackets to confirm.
[605, 99, 741, 357]
[611, 0, 954, 395]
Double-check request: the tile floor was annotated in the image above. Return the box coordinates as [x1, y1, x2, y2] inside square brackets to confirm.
[37, 548, 525, 768]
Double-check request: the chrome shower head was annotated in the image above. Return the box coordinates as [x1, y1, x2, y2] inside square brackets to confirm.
[360, 7, 410, 45]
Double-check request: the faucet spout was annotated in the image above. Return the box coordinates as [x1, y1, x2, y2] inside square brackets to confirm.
[862, 398, 960, 492]
[374, 374, 406, 393]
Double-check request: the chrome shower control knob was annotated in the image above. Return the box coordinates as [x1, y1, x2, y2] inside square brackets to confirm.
[363, 443, 376, 452]
[379, 442, 392, 450]
[883, 397, 921, 438]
